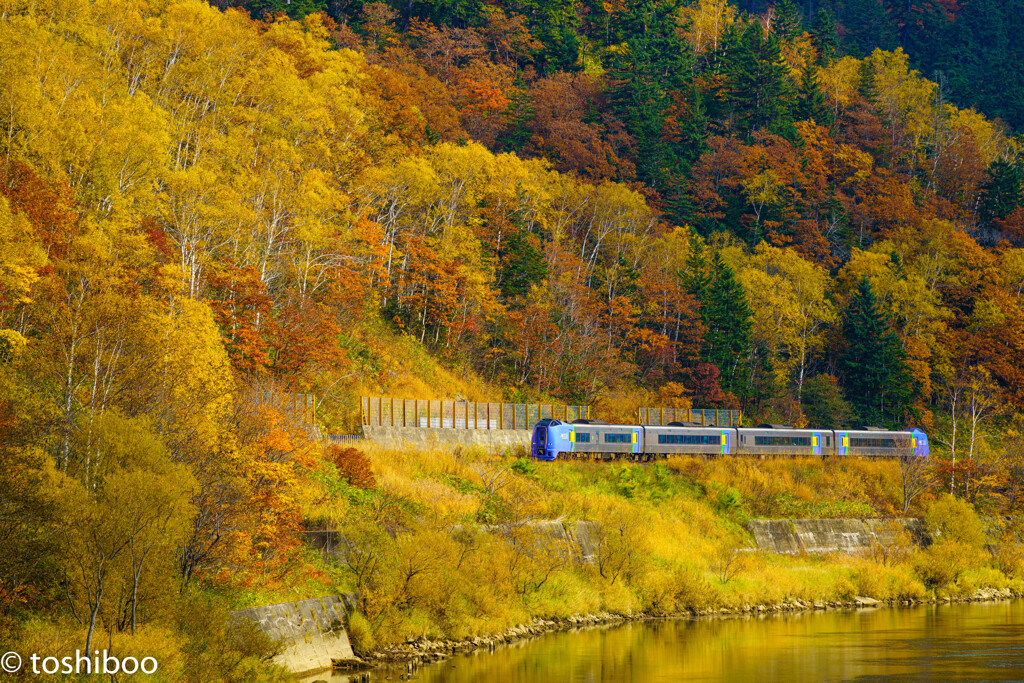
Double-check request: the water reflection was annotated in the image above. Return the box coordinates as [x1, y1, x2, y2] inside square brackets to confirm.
[302, 601, 1024, 682]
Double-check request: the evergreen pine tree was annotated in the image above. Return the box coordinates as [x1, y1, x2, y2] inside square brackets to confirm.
[702, 253, 753, 398]
[856, 58, 879, 106]
[609, 0, 700, 219]
[497, 86, 535, 153]
[839, 278, 915, 425]
[838, 0, 897, 58]
[666, 85, 710, 224]
[497, 230, 548, 299]
[512, 0, 580, 73]
[978, 158, 1024, 226]
[796, 62, 834, 125]
[773, 0, 802, 41]
[674, 84, 710, 170]
[682, 232, 711, 301]
[946, 0, 1024, 130]
[717, 19, 796, 138]
[810, 8, 838, 64]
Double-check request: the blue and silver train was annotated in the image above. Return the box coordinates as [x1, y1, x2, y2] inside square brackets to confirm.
[530, 420, 929, 461]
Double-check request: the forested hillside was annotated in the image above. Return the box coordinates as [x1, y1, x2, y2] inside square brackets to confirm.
[6, 0, 1023, 427]
[2, 0, 1024, 677]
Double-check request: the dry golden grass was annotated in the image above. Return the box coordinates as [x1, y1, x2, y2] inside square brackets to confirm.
[289, 443, 1021, 646]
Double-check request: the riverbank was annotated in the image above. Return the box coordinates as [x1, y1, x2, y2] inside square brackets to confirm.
[361, 587, 1022, 668]
[346, 600, 1024, 683]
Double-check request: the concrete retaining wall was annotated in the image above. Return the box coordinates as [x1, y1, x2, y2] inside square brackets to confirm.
[748, 518, 926, 554]
[230, 594, 359, 675]
[362, 425, 531, 449]
[306, 520, 600, 565]
[492, 519, 599, 564]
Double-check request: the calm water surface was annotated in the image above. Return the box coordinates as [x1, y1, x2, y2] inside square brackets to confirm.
[313, 600, 1024, 682]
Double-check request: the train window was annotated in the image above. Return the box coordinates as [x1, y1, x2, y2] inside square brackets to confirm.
[850, 438, 896, 448]
[576, 432, 591, 443]
[754, 436, 812, 446]
[658, 434, 719, 445]
[826, 436, 831, 446]
[604, 433, 632, 443]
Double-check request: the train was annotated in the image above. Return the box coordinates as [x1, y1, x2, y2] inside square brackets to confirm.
[530, 419, 929, 461]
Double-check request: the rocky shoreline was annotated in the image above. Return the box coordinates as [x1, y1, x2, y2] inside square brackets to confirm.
[348, 586, 1020, 671]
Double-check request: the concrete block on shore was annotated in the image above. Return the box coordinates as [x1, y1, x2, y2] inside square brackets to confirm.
[230, 594, 359, 675]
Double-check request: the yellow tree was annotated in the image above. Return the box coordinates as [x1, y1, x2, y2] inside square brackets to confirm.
[735, 243, 836, 402]
[48, 413, 194, 653]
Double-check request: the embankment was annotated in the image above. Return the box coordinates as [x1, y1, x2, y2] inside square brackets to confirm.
[229, 594, 360, 675]
[748, 518, 925, 554]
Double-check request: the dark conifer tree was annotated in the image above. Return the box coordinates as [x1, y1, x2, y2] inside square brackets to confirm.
[682, 233, 711, 301]
[810, 8, 838, 64]
[701, 253, 753, 398]
[673, 84, 711, 172]
[716, 19, 796, 138]
[836, 0, 896, 58]
[839, 278, 915, 426]
[497, 86, 535, 153]
[856, 58, 879, 107]
[497, 230, 548, 300]
[536, 22, 581, 73]
[609, 0, 701, 222]
[773, 0, 802, 41]
[796, 62, 834, 125]
[666, 85, 710, 223]
[978, 159, 1023, 227]
[902, 0, 1023, 131]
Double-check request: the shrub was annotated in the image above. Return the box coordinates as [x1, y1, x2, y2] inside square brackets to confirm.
[327, 445, 376, 489]
[914, 541, 980, 588]
[923, 494, 986, 548]
[346, 611, 376, 655]
[994, 542, 1023, 578]
[510, 457, 536, 477]
[176, 592, 286, 682]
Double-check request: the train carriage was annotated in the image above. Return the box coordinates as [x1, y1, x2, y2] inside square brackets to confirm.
[736, 425, 831, 457]
[568, 421, 642, 459]
[835, 428, 929, 458]
[643, 423, 736, 457]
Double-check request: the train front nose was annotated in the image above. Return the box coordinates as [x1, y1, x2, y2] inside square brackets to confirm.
[532, 424, 547, 458]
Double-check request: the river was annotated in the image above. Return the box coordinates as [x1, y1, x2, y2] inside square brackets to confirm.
[311, 600, 1024, 682]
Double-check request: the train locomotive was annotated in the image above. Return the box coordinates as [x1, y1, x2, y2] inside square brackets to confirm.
[530, 419, 929, 461]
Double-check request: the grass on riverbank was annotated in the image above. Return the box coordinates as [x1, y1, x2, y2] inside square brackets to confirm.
[289, 444, 1024, 653]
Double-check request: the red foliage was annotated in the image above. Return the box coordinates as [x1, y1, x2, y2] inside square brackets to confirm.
[687, 362, 739, 409]
[327, 444, 376, 489]
[0, 160, 78, 256]
[206, 263, 274, 374]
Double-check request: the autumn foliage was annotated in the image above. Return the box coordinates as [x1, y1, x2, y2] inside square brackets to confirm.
[327, 445, 376, 489]
[3, 0, 1024, 674]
